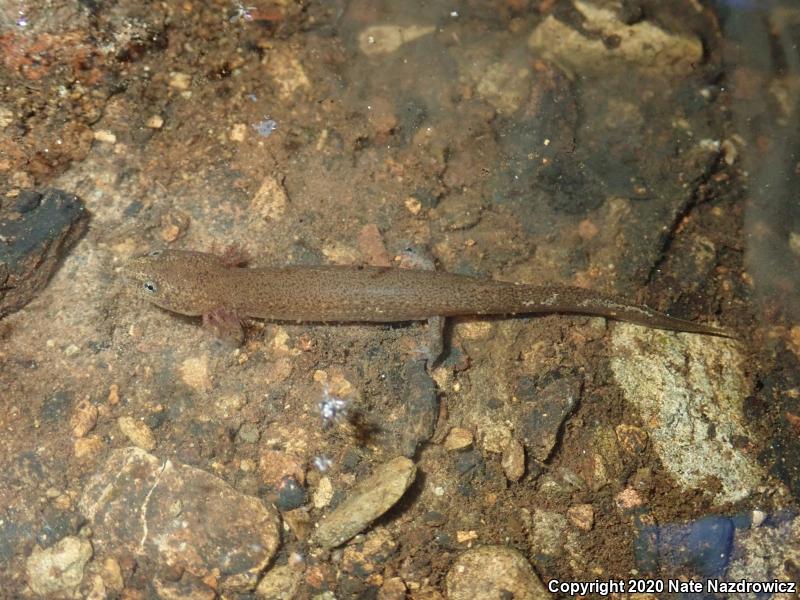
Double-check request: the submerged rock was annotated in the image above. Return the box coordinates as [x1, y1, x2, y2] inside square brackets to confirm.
[312, 456, 417, 549]
[26, 535, 92, 596]
[79, 447, 280, 591]
[446, 545, 551, 600]
[0, 188, 88, 318]
[610, 326, 765, 505]
[528, 1, 702, 77]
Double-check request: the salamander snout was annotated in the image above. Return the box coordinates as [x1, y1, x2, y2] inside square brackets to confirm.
[121, 255, 173, 307]
[121, 249, 227, 317]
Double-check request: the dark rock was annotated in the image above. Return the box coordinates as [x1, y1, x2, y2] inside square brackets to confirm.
[435, 531, 458, 550]
[123, 199, 143, 217]
[398, 96, 429, 142]
[0, 512, 35, 562]
[14, 191, 43, 213]
[341, 447, 362, 472]
[515, 370, 583, 462]
[40, 390, 73, 424]
[36, 507, 83, 547]
[423, 511, 447, 527]
[657, 515, 734, 577]
[0, 188, 89, 318]
[388, 361, 438, 457]
[454, 450, 482, 475]
[273, 476, 307, 511]
[633, 513, 660, 574]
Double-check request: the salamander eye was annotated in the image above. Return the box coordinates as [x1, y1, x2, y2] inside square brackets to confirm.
[143, 281, 158, 294]
[148, 250, 162, 257]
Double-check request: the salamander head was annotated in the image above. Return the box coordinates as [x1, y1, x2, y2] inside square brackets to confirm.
[122, 249, 227, 316]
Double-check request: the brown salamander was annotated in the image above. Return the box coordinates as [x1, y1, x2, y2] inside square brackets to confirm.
[122, 249, 732, 356]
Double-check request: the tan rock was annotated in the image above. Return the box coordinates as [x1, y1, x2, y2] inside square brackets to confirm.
[26, 536, 93, 596]
[71, 398, 98, 438]
[567, 504, 594, 531]
[80, 448, 280, 591]
[74, 435, 104, 459]
[101, 557, 124, 592]
[179, 355, 211, 392]
[443, 427, 473, 451]
[312, 457, 417, 548]
[255, 563, 301, 599]
[252, 175, 288, 221]
[358, 24, 435, 55]
[446, 545, 551, 599]
[118, 416, 156, 451]
[502, 439, 525, 481]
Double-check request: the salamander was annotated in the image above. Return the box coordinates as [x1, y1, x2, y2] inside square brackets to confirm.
[121, 249, 733, 357]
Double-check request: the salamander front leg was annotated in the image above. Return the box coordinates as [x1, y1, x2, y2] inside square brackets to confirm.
[202, 306, 244, 344]
[210, 242, 251, 267]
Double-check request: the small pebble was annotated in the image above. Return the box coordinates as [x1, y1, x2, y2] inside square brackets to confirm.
[251, 175, 288, 221]
[230, 123, 247, 142]
[179, 355, 211, 392]
[159, 210, 189, 243]
[252, 118, 278, 137]
[313, 476, 334, 508]
[378, 576, 407, 600]
[74, 435, 103, 459]
[93, 130, 116, 144]
[255, 563, 301, 599]
[169, 72, 191, 90]
[117, 416, 156, 451]
[70, 399, 98, 438]
[404, 196, 422, 215]
[107, 384, 119, 405]
[146, 115, 164, 129]
[456, 530, 478, 544]
[615, 488, 643, 510]
[751, 509, 767, 528]
[275, 476, 306, 511]
[567, 504, 594, 531]
[101, 558, 124, 592]
[615, 423, 648, 454]
[502, 439, 525, 481]
[26, 536, 93, 596]
[443, 427, 473, 451]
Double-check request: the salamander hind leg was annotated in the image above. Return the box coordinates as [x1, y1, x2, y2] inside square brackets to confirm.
[426, 315, 446, 370]
[397, 246, 445, 369]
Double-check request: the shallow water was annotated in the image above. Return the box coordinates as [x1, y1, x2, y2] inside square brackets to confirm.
[1, 0, 798, 597]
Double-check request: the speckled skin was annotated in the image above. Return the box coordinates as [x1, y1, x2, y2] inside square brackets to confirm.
[122, 250, 731, 336]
